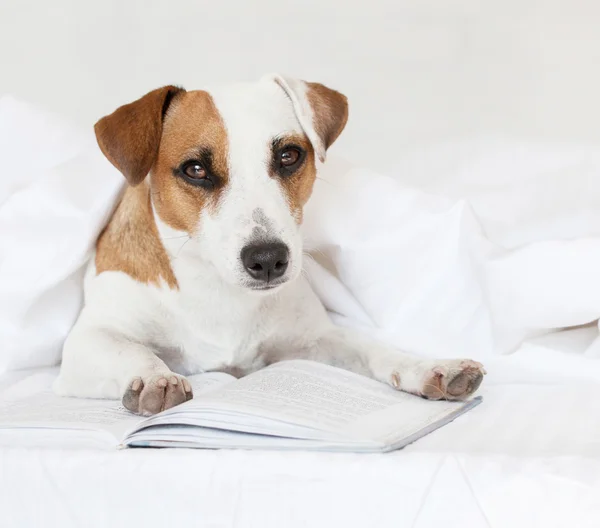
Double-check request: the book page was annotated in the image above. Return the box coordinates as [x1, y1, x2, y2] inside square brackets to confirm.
[0, 374, 137, 443]
[0, 371, 235, 445]
[150, 360, 470, 443]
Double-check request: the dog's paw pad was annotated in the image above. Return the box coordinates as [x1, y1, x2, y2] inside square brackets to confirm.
[421, 360, 485, 401]
[122, 374, 193, 416]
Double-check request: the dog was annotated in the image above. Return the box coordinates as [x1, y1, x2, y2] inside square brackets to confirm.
[54, 74, 485, 415]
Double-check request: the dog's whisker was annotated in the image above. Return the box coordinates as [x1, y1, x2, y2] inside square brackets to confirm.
[315, 176, 338, 187]
[172, 237, 192, 259]
[310, 248, 328, 261]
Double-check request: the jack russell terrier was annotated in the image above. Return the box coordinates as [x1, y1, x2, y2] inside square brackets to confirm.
[54, 75, 485, 415]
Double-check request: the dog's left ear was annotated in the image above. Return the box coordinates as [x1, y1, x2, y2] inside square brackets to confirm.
[267, 74, 348, 163]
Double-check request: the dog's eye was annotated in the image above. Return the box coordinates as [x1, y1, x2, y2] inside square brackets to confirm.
[182, 162, 206, 179]
[177, 160, 215, 189]
[271, 143, 306, 177]
[280, 148, 300, 167]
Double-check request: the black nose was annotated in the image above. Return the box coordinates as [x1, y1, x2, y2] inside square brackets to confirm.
[241, 242, 289, 282]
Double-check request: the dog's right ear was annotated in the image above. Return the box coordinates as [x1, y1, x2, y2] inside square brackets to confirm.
[94, 85, 185, 186]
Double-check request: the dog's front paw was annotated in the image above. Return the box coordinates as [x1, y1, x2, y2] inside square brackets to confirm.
[122, 374, 193, 416]
[419, 360, 486, 401]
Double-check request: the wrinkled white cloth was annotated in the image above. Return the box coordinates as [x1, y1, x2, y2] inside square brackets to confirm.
[393, 141, 600, 353]
[1, 96, 600, 372]
[304, 143, 600, 357]
[303, 158, 494, 359]
[0, 96, 123, 371]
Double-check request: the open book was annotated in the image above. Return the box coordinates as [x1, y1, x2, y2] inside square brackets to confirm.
[0, 360, 481, 452]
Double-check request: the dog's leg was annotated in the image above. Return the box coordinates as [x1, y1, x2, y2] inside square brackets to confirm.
[280, 327, 485, 401]
[54, 323, 192, 415]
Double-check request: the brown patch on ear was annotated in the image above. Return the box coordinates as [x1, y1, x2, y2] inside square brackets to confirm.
[150, 90, 230, 234]
[270, 134, 316, 223]
[306, 82, 349, 150]
[95, 184, 178, 289]
[95, 85, 185, 186]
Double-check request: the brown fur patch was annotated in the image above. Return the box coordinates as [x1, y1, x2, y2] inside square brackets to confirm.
[96, 184, 178, 289]
[269, 134, 317, 223]
[94, 88, 229, 286]
[151, 91, 229, 234]
[306, 82, 349, 150]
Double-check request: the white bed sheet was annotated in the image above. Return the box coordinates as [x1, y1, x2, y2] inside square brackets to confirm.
[1, 331, 599, 528]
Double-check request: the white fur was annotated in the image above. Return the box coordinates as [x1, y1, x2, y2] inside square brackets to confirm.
[55, 76, 484, 411]
[192, 80, 305, 290]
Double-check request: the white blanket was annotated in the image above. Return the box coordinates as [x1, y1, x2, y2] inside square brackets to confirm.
[0, 97, 123, 371]
[305, 145, 600, 357]
[1, 332, 600, 528]
[1, 96, 600, 371]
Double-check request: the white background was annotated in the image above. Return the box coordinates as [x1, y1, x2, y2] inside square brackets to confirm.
[1, 0, 600, 172]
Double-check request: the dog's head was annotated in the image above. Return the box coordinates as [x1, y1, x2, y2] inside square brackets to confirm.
[95, 75, 347, 292]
